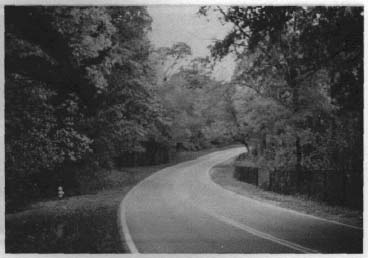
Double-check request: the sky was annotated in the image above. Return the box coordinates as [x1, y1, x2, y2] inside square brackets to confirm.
[147, 6, 236, 81]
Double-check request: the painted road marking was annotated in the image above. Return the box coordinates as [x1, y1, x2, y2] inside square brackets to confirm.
[118, 147, 245, 253]
[119, 192, 139, 253]
[207, 166, 363, 231]
[197, 204, 320, 254]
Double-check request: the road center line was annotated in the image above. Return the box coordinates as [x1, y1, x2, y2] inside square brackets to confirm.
[196, 204, 320, 254]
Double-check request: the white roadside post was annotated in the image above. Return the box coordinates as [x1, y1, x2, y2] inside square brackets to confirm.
[58, 186, 64, 199]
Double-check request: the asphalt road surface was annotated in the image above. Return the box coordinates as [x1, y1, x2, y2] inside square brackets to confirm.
[119, 147, 363, 253]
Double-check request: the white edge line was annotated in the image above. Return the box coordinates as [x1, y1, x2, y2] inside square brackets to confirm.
[118, 190, 139, 253]
[208, 156, 363, 231]
[197, 204, 320, 254]
[119, 147, 361, 254]
[117, 146, 244, 253]
[117, 149, 206, 253]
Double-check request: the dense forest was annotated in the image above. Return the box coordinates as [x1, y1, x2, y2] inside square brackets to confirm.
[5, 6, 363, 210]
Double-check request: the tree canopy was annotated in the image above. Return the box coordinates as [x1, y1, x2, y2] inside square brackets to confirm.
[200, 6, 363, 173]
[5, 6, 363, 210]
[5, 6, 170, 207]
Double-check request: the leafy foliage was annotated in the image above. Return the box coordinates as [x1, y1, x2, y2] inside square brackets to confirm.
[5, 6, 169, 209]
[202, 6, 363, 173]
[6, 6, 363, 211]
[152, 56, 237, 150]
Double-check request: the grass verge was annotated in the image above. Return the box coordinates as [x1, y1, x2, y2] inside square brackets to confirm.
[6, 145, 239, 253]
[210, 161, 363, 228]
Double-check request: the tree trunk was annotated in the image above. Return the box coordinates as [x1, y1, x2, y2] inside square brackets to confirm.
[295, 136, 302, 191]
[290, 71, 303, 191]
[261, 133, 267, 156]
[240, 138, 249, 153]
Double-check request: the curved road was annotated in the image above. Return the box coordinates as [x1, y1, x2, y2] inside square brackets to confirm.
[119, 147, 363, 253]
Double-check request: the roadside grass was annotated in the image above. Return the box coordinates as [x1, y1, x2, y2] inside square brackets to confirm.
[210, 162, 363, 228]
[6, 145, 240, 253]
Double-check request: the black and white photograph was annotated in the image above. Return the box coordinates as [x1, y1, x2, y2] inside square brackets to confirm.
[3, 2, 364, 254]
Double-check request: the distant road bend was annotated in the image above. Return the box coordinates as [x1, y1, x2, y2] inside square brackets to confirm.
[119, 147, 363, 253]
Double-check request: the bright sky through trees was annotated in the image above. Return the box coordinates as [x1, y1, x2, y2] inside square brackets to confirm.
[148, 5, 236, 81]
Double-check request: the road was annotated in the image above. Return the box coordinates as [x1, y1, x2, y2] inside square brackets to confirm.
[119, 147, 363, 253]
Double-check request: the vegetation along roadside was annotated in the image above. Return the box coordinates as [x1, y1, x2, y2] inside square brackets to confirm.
[5, 146, 238, 253]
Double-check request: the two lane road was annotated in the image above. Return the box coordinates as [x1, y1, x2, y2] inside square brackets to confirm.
[119, 147, 363, 253]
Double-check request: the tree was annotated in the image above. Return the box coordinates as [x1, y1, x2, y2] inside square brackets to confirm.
[5, 6, 170, 208]
[152, 53, 238, 150]
[200, 6, 363, 185]
[152, 42, 192, 83]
